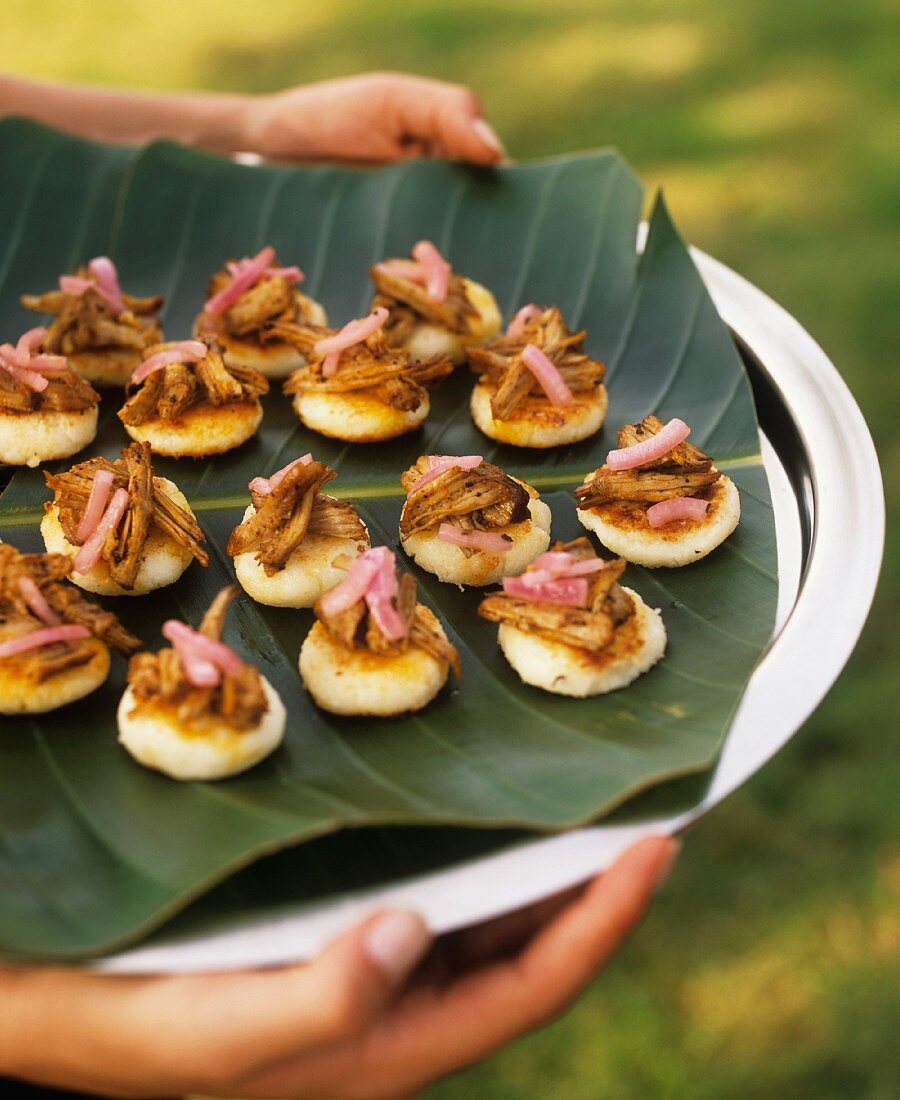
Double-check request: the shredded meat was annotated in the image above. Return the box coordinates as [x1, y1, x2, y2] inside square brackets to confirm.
[467, 306, 606, 420]
[118, 342, 268, 426]
[0, 363, 99, 414]
[126, 586, 268, 731]
[478, 539, 633, 652]
[369, 262, 479, 339]
[0, 543, 141, 682]
[399, 458, 531, 540]
[276, 323, 453, 412]
[227, 460, 366, 576]
[44, 442, 208, 589]
[22, 271, 163, 359]
[314, 572, 460, 676]
[199, 266, 321, 341]
[574, 415, 720, 509]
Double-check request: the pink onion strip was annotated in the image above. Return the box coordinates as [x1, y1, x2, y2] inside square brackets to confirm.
[204, 246, 276, 315]
[521, 344, 573, 406]
[76, 469, 115, 542]
[646, 496, 710, 528]
[315, 307, 389, 378]
[502, 575, 589, 608]
[167, 634, 220, 688]
[364, 548, 406, 641]
[408, 454, 483, 495]
[163, 620, 244, 679]
[227, 260, 303, 283]
[606, 417, 691, 472]
[88, 256, 126, 315]
[438, 524, 512, 553]
[131, 340, 208, 385]
[73, 488, 130, 575]
[248, 454, 313, 496]
[374, 260, 429, 286]
[318, 554, 382, 617]
[18, 577, 61, 626]
[506, 304, 542, 338]
[59, 274, 94, 296]
[411, 240, 450, 303]
[0, 352, 48, 391]
[0, 624, 90, 659]
[12, 328, 47, 364]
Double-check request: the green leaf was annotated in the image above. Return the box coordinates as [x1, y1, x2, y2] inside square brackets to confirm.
[0, 120, 776, 960]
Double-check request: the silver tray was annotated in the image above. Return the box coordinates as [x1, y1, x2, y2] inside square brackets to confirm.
[99, 242, 884, 974]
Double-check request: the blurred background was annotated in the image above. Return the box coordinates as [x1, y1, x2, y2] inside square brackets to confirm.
[3, 0, 897, 1095]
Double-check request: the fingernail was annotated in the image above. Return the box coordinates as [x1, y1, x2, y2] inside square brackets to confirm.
[364, 910, 432, 982]
[652, 837, 681, 892]
[472, 118, 506, 158]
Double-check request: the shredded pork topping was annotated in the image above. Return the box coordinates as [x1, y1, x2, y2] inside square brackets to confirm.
[369, 262, 479, 342]
[44, 442, 208, 589]
[200, 266, 318, 340]
[314, 571, 461, 675]
[22, 269, 163, 358]
[0, 544, 140, 680]
[467, 306, 605, 420]
[127, 586, 268, 731]
[478, 538, 634, 652]
[574, 415, 719, 509]
[399, 457, 531, 542]
[276, 322, 453, 412]
[0, 361, 99, 414]
[227, 459, 366, 576]
[118, 341, 268, 426]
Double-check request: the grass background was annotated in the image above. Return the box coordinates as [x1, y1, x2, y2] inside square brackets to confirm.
[2, 1, 898, 1095]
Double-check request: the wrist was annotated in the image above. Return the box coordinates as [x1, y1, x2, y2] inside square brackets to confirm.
[181, 91, 258, 155]
[0, 967, 29, 1077]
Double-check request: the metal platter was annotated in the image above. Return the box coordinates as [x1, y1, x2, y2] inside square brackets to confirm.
[98, 244, 884, 974]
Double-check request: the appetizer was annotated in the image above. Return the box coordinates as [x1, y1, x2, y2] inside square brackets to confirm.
[41, 442, 208, 597]
[194, 246, 327, 379]
[0, 326, 99, 466]
[21, 256, 163, 387]
[299, 547, 460, 717]
[468, 304, 607, 448]
[370, 240, 501, 363]
[227, 454, 369, 608]
[399, 454, 551, 586]
[0, 543, 140, 714]
[575, 415, 740, 567]
[118, 338, 268, 457]
[478, 538, 666, 697]
[277, 307, 453, 442]
[118, 586, 286, 780]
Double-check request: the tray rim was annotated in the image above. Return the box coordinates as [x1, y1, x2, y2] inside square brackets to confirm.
[96, 243, 884, 974]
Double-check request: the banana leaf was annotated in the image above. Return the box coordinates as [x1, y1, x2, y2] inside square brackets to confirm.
[0, 119, 776, 960]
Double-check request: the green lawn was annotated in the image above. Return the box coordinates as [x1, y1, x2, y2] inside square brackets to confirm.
[3, 1, 898, 1095]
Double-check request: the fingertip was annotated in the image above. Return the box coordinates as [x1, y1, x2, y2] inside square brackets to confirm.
[613, 833, 680, 893]
[362, 909, 433, 984]
[471, 118, 507, 162]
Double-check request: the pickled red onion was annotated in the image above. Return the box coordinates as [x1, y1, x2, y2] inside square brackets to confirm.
[520, 553, 609, 586]
[131, 340, 208, 385]
[73, 488, 129, 575]
[606, 417, 691, 471]
[0, 624, 90, 659]
[0, 353, 48, 391]
[364, 547, 406, 641]
[521, 344, 573, 405]
[76, 469, 115, 542]
[227, 259, 303, 283]
[88, 257, 125, 315]
[204, 246, 276, 315]
[248, 453, 313, 496]
[411, 240, 450, 303]
[59, 275, 94, 296]
[506, 304, 542, 338]
[373, 260, 429, 286]
[315, 307, 389, 378]
[408, 454, 483, 495]
[318, 553, 382, 617]
[502, 574, 589, 608]
[12, 328, 47, 364]
[17, 577, 61, 626]
[163, 620, 244, 681]
[645, 496, 709, 528]
[438, 524, 512, 553]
